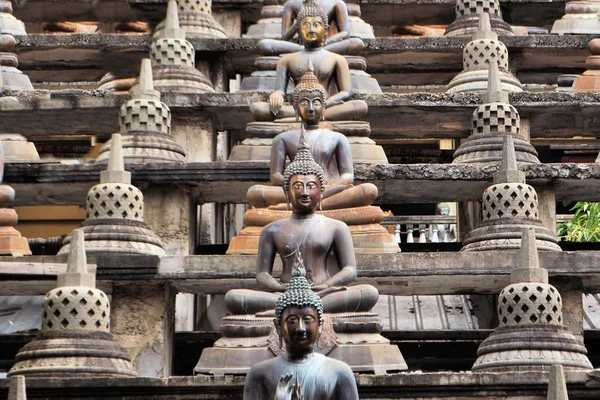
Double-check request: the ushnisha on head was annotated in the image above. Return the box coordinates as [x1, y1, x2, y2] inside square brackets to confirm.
[293, 61, 327, 108]
[274, 255, 324, 329]
[282, 131, 326, 195]
[297, 0, 329, 28]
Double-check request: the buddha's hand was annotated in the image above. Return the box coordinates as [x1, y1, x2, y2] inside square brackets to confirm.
[269, 90, 285, 115]
[313, 285, 346, 298]
[325, 98, 343, 108]
[275, 373, 294, 400]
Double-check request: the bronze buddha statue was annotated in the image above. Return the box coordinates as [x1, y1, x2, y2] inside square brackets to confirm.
[247, 62, 378, 211]
[250, 0, 368, 122]
[226, 134, 379, 315]
[243, 266, 359, 400]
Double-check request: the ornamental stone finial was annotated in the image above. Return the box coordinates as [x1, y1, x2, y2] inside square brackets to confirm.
[100, 134, 131, 185]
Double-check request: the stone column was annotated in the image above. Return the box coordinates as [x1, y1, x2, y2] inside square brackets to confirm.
[110, 282, 176, 378]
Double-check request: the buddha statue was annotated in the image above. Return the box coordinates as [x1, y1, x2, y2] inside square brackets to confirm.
[243, 266, 359, 400]
[258, 0, 364, 56]
[246, 63, 378, 211]
[228, 67, 396, 255]
[249, 0, 369, 122]
[196, 133, 406, 375]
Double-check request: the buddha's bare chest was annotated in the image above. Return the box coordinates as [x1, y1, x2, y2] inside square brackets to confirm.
[289, 54, 336, 84]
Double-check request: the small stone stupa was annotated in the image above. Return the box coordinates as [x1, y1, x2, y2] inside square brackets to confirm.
[444, 0, 513, 37]
[453, 62, 539, 164]
[59, 134, 165, 258]
[573, 39, 600, 92]
[552, 1, 600, 34]
[0, 140, 31, 256]
[150, 0, 214, 93]
[447, 13, 521, 94]
[472, 229, 592, 372]
[9, 230, 137, 377]
[154, 0, 227, 39]
[461, 136, 561, 252]
[0, 0, 33, 92]
[97, 59, 186, 163]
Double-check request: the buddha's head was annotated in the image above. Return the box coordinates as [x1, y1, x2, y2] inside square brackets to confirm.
[293, 61, 327, 126]
[283, 132, 325, 212]
[297, 0, 328, 47]
[275, 259, 324, 354]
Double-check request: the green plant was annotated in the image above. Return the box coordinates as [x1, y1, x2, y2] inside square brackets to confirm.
[557, 202, 600, 242]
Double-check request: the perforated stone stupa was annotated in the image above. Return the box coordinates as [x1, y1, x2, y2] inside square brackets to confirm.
[472, 229, 592, 372]
[150, 0, 215, 93]
[453, 62, 539, 164]
[444, 1, 513, 37]
[0, 0, 32, 92]
[58, 134, 165, 258]
[447, 13, 521, 93]
[461, 136, 561, 252]
[9, 230, 137, 377]
[552, 1, 600, 34]
[155, 0, 227, 39]
[97, 59, 186, 163]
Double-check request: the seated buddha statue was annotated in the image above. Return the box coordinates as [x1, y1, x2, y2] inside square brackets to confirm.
[259, 0, 364, 56]
[226, 137, 379, 315]
[244, 266, 359, 400]
[250, 0, 368, 122]
[247, 63, 378, 211]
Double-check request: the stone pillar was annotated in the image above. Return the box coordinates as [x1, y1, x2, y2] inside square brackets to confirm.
[561, 289, 584, 338]
[110, 282, 176, 378]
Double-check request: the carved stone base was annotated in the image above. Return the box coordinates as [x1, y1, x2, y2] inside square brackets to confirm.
[473, 324, 593, 372]
[461, 218, 562, 252]
[9, 331, 137, 377]
[1, 65, 33, 91]
[58, 220, 165, 258]
[453, 133, 539, 164]
[0, 226, 31, 256]
[574, 70, 600, 92]
[227, 206, 398, 254]
[240, 56, 381, 94]
[152, 65, 214, 94]
[447, 68, 522, 93]
[97, 133, 186, 164]
[445, 14, 514, 37]
[229, 136, 387, 164]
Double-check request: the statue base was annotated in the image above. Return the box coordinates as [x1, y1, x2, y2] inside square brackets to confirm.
[195, 313, 407, 375]
[1, 65, 33, 91]
[573, 69, 600, 92]
[0, 227, 31, 256]
[240, 56, 381, 93]
[227, 206, 399, 254]
[0, 134, 40, 162]
[552, 2, 600, 35]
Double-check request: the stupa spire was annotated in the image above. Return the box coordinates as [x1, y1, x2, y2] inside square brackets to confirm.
[8, 376, 26, 400]
[493, 135, 526, 184]
[130, 58, 160, 101]
[472, 12, 496, 40]
[483, 61, 509, 104]
[162, 0, 186, 40]
[547, 365, 569, 400]
[58, 229, 95, 288]
[100, 134, 131, 184]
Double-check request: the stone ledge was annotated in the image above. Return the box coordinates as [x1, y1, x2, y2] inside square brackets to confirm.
[3, 251, 600, 295]
[0, 371, 594, 399]
[4, 162, 600, 205]
[2, 91, 600, 138]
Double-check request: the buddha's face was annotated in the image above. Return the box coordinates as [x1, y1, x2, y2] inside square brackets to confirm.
[288, 174, 321, 212]
[296, 90, 324, 125]
[299, 16, 327, 46]
[281, 306, 320, 354]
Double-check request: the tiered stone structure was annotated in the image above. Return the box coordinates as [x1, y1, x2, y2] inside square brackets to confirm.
[59, 134, 165, 258]
[9, 230, 137, 377]
[461, 136, 561, 251]
[447, 13, 521, 93]
[0, 140, 30, 256]
[0, 0, 32, 92]
[453, 62, 539, 164]
[472, 229, 592, 372]
[573, 39, 600, 92]
[552, 1, 600, 34]
[154, 0, 227, 39]
[97, 59, 186, 164]
[444, 1, 513, 37]
[150, 0, 215, 93]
